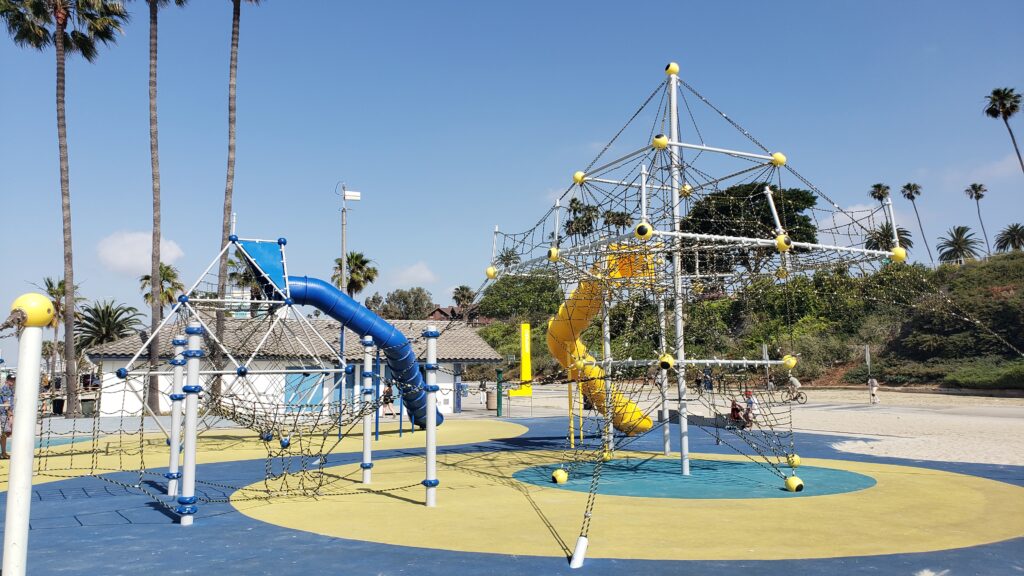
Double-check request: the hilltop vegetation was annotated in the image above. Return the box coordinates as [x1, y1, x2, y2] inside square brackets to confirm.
[473, 251, 1024, 389]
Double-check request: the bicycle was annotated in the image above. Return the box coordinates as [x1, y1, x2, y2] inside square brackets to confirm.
[781, 387, 807, 404]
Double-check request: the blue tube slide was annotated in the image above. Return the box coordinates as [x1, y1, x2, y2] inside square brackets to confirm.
[287, 275, 443, 428]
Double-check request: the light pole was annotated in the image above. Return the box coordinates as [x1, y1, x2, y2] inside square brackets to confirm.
[334, 182, 361, 411]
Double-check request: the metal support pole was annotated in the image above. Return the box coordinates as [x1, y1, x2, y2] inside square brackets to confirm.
[763, 186, 785, 236]
[602, 298, 613, 459]
[496, 369, 503, 417]
[884, 197, 900, 246]
[668, 67, 690, 475]
[177, 321, 203, 526]
[2, 323, 44, 576]
[423, 325, 439, 507]
[361, 336, 373, 484]
[166, 335, 187, 496]
[657, 298, 670, 456]
[640, 163, 649, 222]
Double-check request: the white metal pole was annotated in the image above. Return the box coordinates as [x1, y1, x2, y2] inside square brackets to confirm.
[177, 321, 203, 526]
[167, 335, 186, 496]
[491, 225, 499, 262]
[763, 186, 785, 235]
[884, 197, 900, 246]
[2, 325, 44, 576]
[602, 298, 613, 458]
[640, 163, 649, 222]
[423, 325, 439, 507]
[657, 298, 670, 456]
[361, 336, 374, 484]
[569, 536, 589, 569]
[668, 66, 690, 475]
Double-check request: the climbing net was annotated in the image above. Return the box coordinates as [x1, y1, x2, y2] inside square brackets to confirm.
[31, 239, 462, 507]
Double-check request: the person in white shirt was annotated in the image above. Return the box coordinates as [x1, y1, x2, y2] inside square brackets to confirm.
[868, 377, 880, 404]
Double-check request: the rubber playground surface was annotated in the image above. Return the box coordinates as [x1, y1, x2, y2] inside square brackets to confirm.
[1, 416, 1022, 575]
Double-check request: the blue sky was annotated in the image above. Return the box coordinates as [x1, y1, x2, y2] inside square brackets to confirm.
[1, 0, 1022, 364]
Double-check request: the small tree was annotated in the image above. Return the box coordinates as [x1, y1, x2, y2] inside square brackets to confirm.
[379, 287, 434, 319]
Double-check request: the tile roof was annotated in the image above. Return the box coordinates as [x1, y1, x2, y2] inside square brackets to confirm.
[88, 317, 501, 363]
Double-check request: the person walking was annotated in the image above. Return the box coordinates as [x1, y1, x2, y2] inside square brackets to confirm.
[868, 377, 880, 404]
[0, 375, 15, 459]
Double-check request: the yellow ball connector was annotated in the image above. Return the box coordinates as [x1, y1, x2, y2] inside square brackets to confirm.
[551, 469, 568, 484]
[652, 134, 669, 150]
[573, 171, 586, 185]
[775, 234, 793, 253]
[10, 293, 55, 328]
[485, 266, 498, 280]
[547, 247, 560, 262]
[658, 353, 675, 370]
[678, 183, 693, 198]
[787, 453, 801, 469]
[785, 475, 804, 492]
[634, 222, 654, 241]
[771, 152, 787, 167]
[890, 246, 907, 263]
[665, 62, 680, 76]
[782, 354, 798, 370]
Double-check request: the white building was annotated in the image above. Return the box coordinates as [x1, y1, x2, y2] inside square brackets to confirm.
[88, 318, 501, 418]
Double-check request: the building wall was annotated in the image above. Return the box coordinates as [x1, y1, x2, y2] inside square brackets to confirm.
[97, 358, 459, 417]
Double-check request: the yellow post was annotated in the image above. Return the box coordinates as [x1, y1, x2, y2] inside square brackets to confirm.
[577, 382, 584, 442]
[511, 323, 532, 397]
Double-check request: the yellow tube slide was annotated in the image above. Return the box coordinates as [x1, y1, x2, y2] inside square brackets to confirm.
[547, 279, 653, 436]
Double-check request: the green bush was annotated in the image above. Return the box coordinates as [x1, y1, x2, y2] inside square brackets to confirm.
[943, 360, 1024, 389]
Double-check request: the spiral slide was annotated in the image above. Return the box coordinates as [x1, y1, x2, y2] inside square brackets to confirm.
[288, 276, 442, 428]
[546, 278, 653, 436]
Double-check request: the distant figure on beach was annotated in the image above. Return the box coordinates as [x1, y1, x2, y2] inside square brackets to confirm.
[868, 377, 880, 404]
[1, 375, 14, 459]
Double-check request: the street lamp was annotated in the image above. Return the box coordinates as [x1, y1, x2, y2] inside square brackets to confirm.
[334, 182, 362, 411]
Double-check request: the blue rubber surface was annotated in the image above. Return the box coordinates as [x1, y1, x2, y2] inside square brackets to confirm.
[2, 416, 1022, 575]
[513, 457, 876, 498]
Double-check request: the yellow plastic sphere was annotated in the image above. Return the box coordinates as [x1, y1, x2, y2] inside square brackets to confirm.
[652, 134, 669, 150]
[890, 246, 907, 263]
[547, 247, 560, 262]
[573, 359, 587, 371]
[11, 293, 55, 328]
[775, 234, 792, 253]
[775, 267, 789, 280]
[573, 171, 586, 185]
[485, 266, 498, 280]
[782, 354, 798, 370]
[692, 282, 704, 295]
[552, 468, 569, 484]
[787, 453, 801, 469]
[601, 451, 613, 462]
[658, 353, 675, 370]
[771, 152, 787, 167]
[634, 221, 654, 241]
[785, 475, 804, 492]
[664, 62, 680, 76]
[679, 183, 693, 198]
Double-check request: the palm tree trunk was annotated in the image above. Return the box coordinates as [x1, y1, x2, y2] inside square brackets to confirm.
[1006, 118, 1024, 177]
[910, 199, 934, 266]
[976, 200, 991, 257]
[147, 0, 163, 414]
[214, 0, 242, 396]
[55, 16, 79, 418]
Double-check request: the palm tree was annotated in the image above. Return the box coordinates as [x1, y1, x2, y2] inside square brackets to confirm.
[2, 1, 129, 417]
[864, 223, 913, 252]
[332, 252, 378, 297]
[937, 226, 983, 265]
[995, 223, 1024, 252]
[900, 183, 933, 265]
[984, 88, 1023, 176]
[964, 183, 991, 256]
[452, 285, 476, 321]
[138, 262, 185, 316]
[216, 0, 261, 332]
[75, 301, 143, 350]
[868, 183, 890, 207]
[35, 277, 83, 387]
[145, 0, 188, 423]
[496, 247, 521, 267]
[565, 197, 600, 237]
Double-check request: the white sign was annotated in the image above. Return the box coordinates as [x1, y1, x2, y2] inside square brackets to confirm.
[344, 190, 362, 201]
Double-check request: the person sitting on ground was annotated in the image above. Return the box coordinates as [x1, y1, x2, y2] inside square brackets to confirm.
[728, 398, 748, 429]
[1, 375, 15, 459]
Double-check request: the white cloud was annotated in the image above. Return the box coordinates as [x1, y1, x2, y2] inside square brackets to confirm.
[390, 261, 437, 286]
[940, 153, 1021, 188]
[97, 231, 184, 276]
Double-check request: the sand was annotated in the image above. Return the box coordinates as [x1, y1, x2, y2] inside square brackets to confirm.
[465, 385, 1024, 467]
